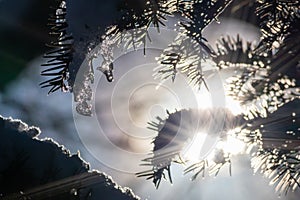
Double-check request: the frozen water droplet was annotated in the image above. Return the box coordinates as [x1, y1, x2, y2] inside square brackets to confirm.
[70, 188, 77, 196]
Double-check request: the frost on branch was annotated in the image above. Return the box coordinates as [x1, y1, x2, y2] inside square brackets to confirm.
[40, 0, 234, 116]
[240, 99, 300, 195]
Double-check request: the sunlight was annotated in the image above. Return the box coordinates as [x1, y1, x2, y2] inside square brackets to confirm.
[183, 129, 246, 163]
[217, 133, 246, 155]
[194, 85, 243, 114]
[194, 89, 213, 108]
[225, 96, 243, 116]
[183, 132, 209, 162]
[225, 136, 245, 154]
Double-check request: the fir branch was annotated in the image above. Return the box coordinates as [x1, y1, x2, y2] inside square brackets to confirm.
[251, 149, 300, 195]
[225, 63, 268, 106]
[41, 1, 73, 94]
[255, 0, 300, 53]
[241, 100, 300, 194]
[213, 34, 270, 107]
[98, 0, 177, 81]
[213, 34, 264, 68]
[184, 149, 232, 180]
[154, 0, 233, 88]
[154, 33, 208, 89]
[178, 0, 233, 47]
[243, 100, 300, 147]
[240, 76, 299, 119]
[137, 108, 244, 187]
[223, 25, 300, 118]
[262, 19, 300, 85]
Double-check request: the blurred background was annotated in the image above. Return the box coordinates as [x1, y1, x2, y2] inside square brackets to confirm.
[0, 0, 299, 199]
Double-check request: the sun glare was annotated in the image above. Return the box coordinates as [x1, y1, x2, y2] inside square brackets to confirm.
[224, 136, 245, 154]
[216, 132, 246, 155]
[183, 132, 209, 162]
[195, 89, 213, 108]
[194, 85, 242, 115]
[225, 96, 243, 116]
[183, 129, 246, 163]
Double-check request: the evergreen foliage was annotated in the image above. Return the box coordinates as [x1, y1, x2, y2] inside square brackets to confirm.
[39, 0, 299, 195]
